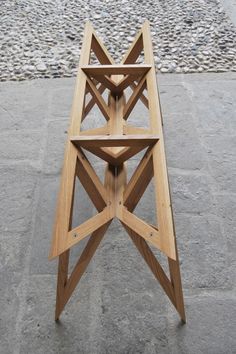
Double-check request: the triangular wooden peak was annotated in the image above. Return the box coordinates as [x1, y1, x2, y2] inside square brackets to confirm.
[49, 21, 186, 322]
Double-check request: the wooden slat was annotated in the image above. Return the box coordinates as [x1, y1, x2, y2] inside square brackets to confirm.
[90, 74, 118, 92]
[76, 154, 107, 212]
[71, 134, 159, 148]
[85, 77, 100, 94]
[168, 256, 186, 322]
[69, 22, 94, 133]
[82, 64, 151, 76]
[122, 31, 143, 64]
[123, 124, 151, 135]
[76, 163, 106, 211]
[82, 146, 118, 165]
[130, 82, 149, 108]
[168, 191, 186, 322]
[86, 72, 145, 96]
[123, 224, 176, 307]
[55, 250, 70, 320]
[123, 147, 154, 211]
[82, 83, 106, 121]
[67, 208, 112, 249]
[80, 124, 109, 136]
[76, 149, 107, 202]
[49, 22, 93, 260]
[113, 145, 147, 165]
[86, 77, 110, 121]
[120, 208, 161, 250]
[104, 165, 116, 219]
[115, 74, 140, 92]
[123, 75, 147, 120]
[91, 33, 114, 65]
[55, 156, 74, 319]
[108, 72, 127, 219]
[77, 146, 145, 166]
[142, 20, 176, 260]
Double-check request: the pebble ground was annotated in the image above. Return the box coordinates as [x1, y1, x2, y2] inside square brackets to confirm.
[1, 0, 236, 81]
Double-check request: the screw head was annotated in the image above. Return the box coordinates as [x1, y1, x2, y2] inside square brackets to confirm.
[150, 232, 153, 237]
[73, 232, 78, 238]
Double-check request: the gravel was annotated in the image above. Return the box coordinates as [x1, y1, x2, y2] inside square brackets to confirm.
[0, 0, 236, 81]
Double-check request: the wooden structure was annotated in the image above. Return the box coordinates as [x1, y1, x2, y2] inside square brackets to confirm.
[49, 21, 186, 322]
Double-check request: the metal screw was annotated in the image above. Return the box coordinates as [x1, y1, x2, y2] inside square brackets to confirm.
[119, 201, 122, 205]
[73, 233, 78, 238]
[150, 232, 153, 237]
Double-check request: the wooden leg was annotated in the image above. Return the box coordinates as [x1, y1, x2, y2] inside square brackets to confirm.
[123, 223, 186, 322]
[168, 255, 186, 323]
[167, 173, 186, 322]
[55, 222, 111, 320]
[123, 224, 175, 304]
[55, 250, 70, 320]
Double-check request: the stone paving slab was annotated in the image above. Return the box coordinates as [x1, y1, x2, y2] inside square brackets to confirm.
[167, 294, 236, 354]
[0, 73, 236, 353]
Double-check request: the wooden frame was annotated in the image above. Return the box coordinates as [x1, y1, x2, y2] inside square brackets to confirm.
[49, 21, 186, 322]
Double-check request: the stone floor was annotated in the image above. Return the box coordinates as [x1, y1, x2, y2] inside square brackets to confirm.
[0, 73, 236, 353]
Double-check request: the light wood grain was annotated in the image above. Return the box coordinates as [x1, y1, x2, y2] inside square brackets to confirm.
[120, 207, 161, 250]
[130, 82, 149, 108]
[71, 134, 159, 148]
[50, 20, 185, 322]
[82, 83, 106, 121]
[90, 74, 118, 92]
[49, 22, 93, 260]
[122, 30, 143, 64]
[55, 222, 111, 319]
[142, 20, 177, 260]
[76, 152, 107, 211]
[123, 124, 151, 135]
[122, 224, 176, 306]
[91, 32, 114, 65]
[82, 64, 151, 76]
[86, 77, 110, 121]
[55, 250, 70, 320]
[116, 74, 140, 93]
[80, 124, 109, 136]
[67, 207, 112, 249]
[123, 74, 147, 120]
[123, 146, 154, 211]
